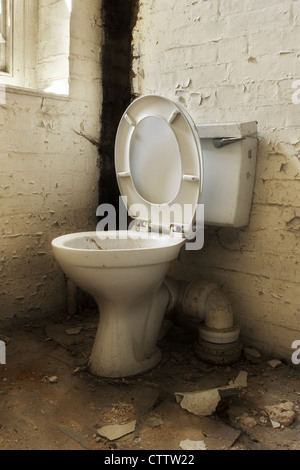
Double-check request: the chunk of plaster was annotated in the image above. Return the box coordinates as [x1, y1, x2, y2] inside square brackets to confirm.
[97, 420, 136, 441]
[175, 371, 248, 417]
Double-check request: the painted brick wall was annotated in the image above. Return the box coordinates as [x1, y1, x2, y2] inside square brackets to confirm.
[0, 0, 102, 323]
[132, 0, 300, 360]
[37, 0, 71, 94]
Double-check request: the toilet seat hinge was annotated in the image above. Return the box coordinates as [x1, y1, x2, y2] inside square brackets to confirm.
[131, 220, 184, 237]
[149, 222, 184, 236]
[130, 220, 149, 232]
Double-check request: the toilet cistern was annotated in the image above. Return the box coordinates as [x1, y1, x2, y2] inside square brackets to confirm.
[52, 95, 257, 378]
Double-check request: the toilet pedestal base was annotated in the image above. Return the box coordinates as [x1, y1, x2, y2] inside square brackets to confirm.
[88, 284, 170, 378]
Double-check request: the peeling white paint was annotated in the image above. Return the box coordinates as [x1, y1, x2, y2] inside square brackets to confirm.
[132, 0, 300, 360]
[0, 0, 102, 323]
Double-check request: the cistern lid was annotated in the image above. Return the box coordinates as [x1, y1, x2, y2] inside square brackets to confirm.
[115, 95, 203, 234]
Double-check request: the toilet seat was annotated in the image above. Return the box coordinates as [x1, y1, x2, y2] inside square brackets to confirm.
[115, 95, 203, 234]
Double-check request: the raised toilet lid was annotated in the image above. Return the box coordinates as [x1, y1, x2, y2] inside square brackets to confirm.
[115, 95, 203, 233]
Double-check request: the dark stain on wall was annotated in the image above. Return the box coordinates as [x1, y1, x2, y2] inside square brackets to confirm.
[99, 0, 139, 222]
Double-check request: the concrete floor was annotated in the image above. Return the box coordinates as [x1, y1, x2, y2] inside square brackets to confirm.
[0, 308, 300, 451]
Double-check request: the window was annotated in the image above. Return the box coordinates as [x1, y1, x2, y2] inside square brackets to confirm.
[0, 0, 12, 74]
[0, 0, 71, 95]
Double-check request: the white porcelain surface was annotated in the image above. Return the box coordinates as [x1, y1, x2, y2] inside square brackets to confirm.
[51, 96, 257, 376]
[116, 95, 257, 229]
[115, 95, 203, 231]
[52, 231, 185, 377]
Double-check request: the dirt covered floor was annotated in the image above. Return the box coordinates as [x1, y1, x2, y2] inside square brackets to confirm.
[0, 308, 300, 451]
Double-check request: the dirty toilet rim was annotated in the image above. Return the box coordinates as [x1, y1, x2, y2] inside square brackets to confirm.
[52, 231, 185, 252]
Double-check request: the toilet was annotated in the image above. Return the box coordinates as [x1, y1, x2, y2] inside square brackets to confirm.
[52, 95, 257, 378]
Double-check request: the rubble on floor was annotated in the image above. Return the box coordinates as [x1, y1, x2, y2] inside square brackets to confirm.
[0, 309, 300, 450]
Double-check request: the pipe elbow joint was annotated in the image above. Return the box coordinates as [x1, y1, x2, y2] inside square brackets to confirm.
[204, 288, 234, 330]
[165, 277, 242, 365]
[175, 277, 234, 330]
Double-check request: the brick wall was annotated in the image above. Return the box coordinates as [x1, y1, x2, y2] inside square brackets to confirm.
[132, 0, 300, 359]
[37, 0, 71, 94]
[0, 0, 102, 323]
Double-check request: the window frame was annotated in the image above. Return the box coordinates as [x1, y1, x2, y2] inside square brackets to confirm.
[0, 0, 71, 95]
[0, 0, 12, 75]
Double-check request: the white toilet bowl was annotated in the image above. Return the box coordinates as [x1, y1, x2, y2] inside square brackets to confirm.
[52, 230, 185, 377]
[52, 95, 257, 378]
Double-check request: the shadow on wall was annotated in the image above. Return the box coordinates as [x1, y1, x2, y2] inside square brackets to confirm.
[99, 0, 139, 219]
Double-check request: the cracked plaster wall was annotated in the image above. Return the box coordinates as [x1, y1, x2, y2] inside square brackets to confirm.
[132, 0, 300, 360]
[0, 0, 102, 323]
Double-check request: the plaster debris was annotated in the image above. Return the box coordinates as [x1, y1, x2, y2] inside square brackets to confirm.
[65, 327, 82, 336]
[175, 388, 220, 417]
[228, 371, 248, 388]
[2, 311, 300, 450]
[180, 439, 207, 451]
[175, 371, 248, 417]
[42, 376, 58, 384]
[264, 401, 296, 427]
[97, 420, 136, 441]
[267, 359, 282, 369]
[270, 420, 281, 429]
[238, 415, 257, 428]
[243, 347, 262, 362]
[146, 417, 164, 428]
